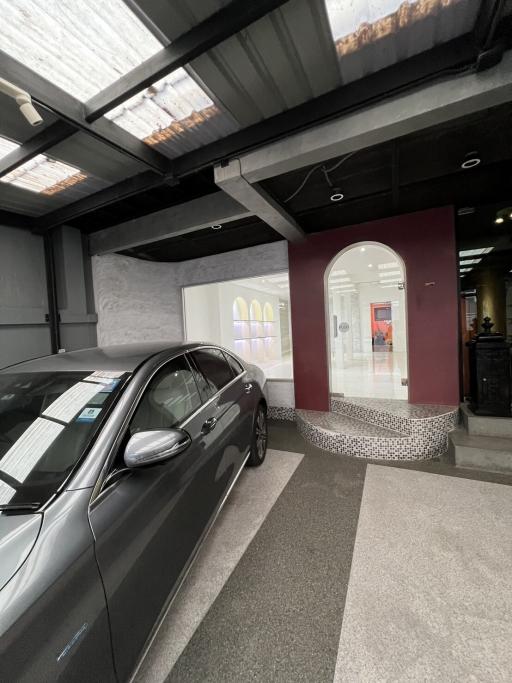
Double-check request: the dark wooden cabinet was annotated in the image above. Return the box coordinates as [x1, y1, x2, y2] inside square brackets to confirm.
[467, 333, 511, 417]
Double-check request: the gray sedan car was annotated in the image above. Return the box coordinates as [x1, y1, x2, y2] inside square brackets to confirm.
[0, 342, 268, 682]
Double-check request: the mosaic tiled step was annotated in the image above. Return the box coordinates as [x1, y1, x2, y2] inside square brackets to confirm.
[330, 396, 459, 437]
[296, 409, 449, 460]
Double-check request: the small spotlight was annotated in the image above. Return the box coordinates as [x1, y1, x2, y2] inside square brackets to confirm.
[461, 151, 481, 169]
[330, 187, 344, 202]
[360, 247, 366, 252]
[211, 224, 222, 230]
[495, 217, 504, 224]
[368, 263, 373, 268]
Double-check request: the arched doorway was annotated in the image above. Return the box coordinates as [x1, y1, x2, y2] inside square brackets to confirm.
[326, 242, 408, 400]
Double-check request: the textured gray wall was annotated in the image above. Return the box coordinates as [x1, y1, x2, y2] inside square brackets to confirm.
[92, 241, 288, 346]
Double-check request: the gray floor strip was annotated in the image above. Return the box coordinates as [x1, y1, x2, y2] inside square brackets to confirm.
[334, 465, 512, 682]
[136, 449, 303, 683]
[166, 446, 366, 683]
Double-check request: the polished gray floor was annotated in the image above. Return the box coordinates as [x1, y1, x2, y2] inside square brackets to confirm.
[137, 420, 512, 682]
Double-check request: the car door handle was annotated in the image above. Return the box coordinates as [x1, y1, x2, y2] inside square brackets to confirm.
[201, 417, 217, 434]
[244, 383, 253, 394]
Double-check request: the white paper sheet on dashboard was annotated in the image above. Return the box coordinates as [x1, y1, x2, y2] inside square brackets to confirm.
[42, 381, 103, 423]
[1, 418, 65, 482]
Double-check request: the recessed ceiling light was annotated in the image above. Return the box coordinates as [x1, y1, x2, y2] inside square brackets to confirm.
[495, 217, 504, 224]
[330, 188, 344, 201]
[368, 263, 373, 268]
[461, 151, 481, 169]
[360, 247, 366, 253]
[460, 258, 481, 265]
[211, 224, 222, 230]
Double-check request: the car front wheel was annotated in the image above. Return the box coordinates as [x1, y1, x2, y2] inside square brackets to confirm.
[247, 404, 267, 467]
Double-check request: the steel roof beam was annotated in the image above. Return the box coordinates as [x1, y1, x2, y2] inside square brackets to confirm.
[0, 121, 77, 176]
[85, 0, 293, 121]
[215, 159, 305, 242]
[88, 191, 251, 254]
[0, 50, 171, 174]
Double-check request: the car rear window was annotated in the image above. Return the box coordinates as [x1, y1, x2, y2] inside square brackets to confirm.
[189, 348, 235, 396]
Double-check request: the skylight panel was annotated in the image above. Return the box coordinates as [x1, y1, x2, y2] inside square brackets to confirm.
[459, 248, 493, 257]
[0, 136, 19, 160]
[0, 155, 86, 195]
[105, 68, 218, 145]
[0, 0, 163, 102]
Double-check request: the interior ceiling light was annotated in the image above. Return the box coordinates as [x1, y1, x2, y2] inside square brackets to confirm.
[459, 247, 493, 257]
[0, 0, 163, 102]
[460, 268, 472, 273]
[494, 207, 512, 224]
[330, 187, 344, 201]
[211, 224, 222, 230]
[460, 258, 482, 265]
[461, 151, 481, 169]
[360, 247, 366, 253]
[0, 153, 86, 195]
[457, 207, 476, 216]
[368, 263, 373, 268]
[377, 262, 399, 270]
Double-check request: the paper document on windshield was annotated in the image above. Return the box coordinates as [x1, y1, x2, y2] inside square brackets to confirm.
[1, 418, 64, 482]
[42, 381, 104, 424]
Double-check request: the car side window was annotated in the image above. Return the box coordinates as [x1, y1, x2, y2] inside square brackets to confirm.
[189, 348, 234, 397]
[130, 355, 202, 434]
[224, 352, 245, 377]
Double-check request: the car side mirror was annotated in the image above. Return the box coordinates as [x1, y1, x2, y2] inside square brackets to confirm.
[124, 429, 191, 468]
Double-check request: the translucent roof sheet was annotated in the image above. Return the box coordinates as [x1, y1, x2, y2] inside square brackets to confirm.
[325, 0, 479, 63]
[0, 136, 19, 160]
[105, 68, 234, 153]
[0, 0, 163, 102]
[0, 147, 86, 195]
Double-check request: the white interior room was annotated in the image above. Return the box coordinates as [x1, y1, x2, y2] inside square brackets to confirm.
[183, 272, 293, 380]
[327, 243, 408, 399]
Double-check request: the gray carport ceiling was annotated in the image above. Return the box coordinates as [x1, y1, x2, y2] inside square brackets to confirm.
[0, 0, 507, 236]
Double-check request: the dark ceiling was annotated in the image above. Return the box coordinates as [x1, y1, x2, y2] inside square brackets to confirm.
[120, 216, 282, 262]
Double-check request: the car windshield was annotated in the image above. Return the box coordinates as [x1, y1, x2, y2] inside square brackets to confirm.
[0, 370, 128, 510]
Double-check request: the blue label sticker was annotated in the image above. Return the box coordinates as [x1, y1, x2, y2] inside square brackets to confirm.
[76, 407, 101, 423]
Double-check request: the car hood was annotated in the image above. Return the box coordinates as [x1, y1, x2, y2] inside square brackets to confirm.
[0, 513, 42, 591]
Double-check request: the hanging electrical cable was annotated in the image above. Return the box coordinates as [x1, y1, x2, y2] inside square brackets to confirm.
[283, 151, 357, 203]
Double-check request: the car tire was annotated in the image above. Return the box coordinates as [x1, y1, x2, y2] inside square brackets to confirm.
[246, 404, 268, 467]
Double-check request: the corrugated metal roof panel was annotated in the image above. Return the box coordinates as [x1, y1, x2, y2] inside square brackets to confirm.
[49, 133, 147, 182]
[325, 0, 480, 83]
[132, 0, 231, 43]
[0, 0, 163, 102]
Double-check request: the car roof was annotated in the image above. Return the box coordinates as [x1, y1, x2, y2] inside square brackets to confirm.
[0, 342, 204, 374]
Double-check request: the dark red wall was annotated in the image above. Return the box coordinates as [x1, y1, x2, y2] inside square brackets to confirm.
[289, 206, 459, 410]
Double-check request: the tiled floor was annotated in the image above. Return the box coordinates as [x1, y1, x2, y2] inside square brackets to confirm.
[331, 350, 408, 399]
[137, 420, 512, 683]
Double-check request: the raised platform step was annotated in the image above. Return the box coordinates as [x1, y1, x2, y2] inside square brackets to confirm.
[296, 404, 454, 461]
[330, 396, 459, 436]
[461, 403, 512, 439]
[448, 429, 512, 474]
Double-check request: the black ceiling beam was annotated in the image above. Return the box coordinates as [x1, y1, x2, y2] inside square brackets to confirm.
[0, 209, 38, 229]
[85, 0, 293, 121]
[0, 49, 172, 174]
[172, 34, 479, 177]
[34, 170, 171, 233]
[474, 0, 506, 50]
[0, 121, 77, 176]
